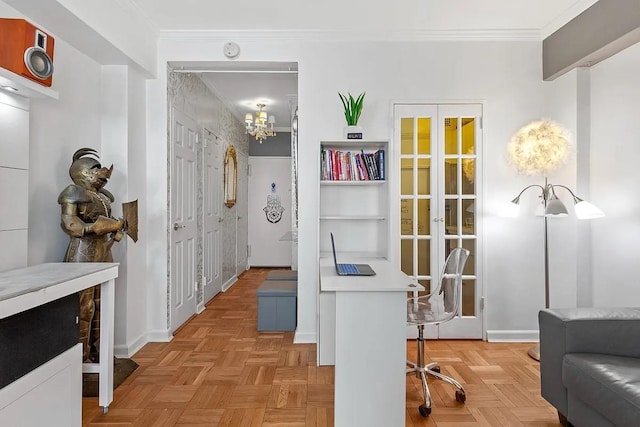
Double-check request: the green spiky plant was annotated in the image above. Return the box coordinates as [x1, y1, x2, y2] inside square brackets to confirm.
[338, 92, 365, 126]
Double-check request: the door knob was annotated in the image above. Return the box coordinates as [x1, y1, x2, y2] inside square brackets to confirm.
[173, 222, 185, 230]
[218, 217, 223, 223]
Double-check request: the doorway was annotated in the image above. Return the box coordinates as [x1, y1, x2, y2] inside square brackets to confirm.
[167, 62, 298, 331]
[394, 103, 483, 339]
[170, 107, 198, 330]
[203, 128, 223, 303]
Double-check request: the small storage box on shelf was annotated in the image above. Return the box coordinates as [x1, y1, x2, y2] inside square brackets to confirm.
[257, 280, 297, 331]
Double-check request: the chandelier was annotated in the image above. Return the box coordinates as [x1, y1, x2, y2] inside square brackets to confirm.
[245, 103, 276, 143]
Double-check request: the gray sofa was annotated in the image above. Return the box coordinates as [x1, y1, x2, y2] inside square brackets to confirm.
[539, 308, 640, 427]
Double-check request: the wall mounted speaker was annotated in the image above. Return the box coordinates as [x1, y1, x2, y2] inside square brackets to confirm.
[0, 18, 55, 87]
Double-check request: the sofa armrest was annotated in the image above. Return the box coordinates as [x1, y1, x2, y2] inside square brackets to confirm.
[539, 307, 640, 417]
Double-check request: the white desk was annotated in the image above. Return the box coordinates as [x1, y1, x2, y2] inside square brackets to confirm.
[0, 263, 119, 418]
[319, 257, 423, 427]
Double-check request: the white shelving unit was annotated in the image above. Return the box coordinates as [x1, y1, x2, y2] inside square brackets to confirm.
[0, 67, 58, 99]
[318, 139, 390, 366]
[319, 140, 389, 259]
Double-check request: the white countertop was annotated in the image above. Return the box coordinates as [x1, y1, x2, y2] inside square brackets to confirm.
[320, 257, 423, 292]
[0, 263, 119, 319]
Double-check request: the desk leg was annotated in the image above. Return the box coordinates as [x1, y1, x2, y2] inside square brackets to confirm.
[98, 278, 115, 413]
[334, 291, 406, 427]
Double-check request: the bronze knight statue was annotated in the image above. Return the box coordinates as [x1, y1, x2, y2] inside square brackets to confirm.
[58, 148, 128, 362]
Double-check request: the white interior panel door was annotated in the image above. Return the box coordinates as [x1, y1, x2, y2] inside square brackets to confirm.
[203, 130, 222, 303]
[248, 156, 292, 267]
[170, 108, 198, 331]
[236, 151, 249, 275]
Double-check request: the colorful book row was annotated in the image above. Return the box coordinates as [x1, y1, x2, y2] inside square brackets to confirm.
[321, 148, 385, 181]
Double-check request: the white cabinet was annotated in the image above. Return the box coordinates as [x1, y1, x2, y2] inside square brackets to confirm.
[0, 95, 29, 272]
[319, 140, 389, 258]
[0, 344, 82, 426]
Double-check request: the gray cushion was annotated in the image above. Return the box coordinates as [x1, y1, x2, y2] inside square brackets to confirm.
[563, 353, 640, 427]
[257, 280, 297, 297]
[265, 270, 298, 281]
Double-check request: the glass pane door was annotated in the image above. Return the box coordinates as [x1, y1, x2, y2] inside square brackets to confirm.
[394, 104, 483, 339]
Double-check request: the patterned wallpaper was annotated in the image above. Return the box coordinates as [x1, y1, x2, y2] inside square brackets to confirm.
[167, 69, 249, 312]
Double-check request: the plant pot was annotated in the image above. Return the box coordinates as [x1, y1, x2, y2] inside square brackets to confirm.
[344, 125, 363, 140]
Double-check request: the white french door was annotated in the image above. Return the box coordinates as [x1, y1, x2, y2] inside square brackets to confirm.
[394, 103, 483, 339]
[203, 129, 222, 304]
[170, 108, 198, 331]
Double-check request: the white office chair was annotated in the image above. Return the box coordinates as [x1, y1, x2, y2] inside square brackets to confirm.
[406, 247, 470, 417]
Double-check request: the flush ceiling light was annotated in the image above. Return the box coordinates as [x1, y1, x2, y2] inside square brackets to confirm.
[245, 103, 276, 144]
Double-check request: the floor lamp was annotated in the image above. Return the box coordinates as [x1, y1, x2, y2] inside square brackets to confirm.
[504, 119, 604, 361]
[504, 178, 604, 360]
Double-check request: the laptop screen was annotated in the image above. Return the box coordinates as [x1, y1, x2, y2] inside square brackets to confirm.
[330, 232, 339, 269]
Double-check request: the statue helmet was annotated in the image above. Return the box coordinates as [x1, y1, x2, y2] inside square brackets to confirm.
[69, 148, 112, 189]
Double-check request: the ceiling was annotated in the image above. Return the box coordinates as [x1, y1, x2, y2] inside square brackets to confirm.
[131, 0, 596, 35]
[157, 0, 597, 132]
[171, 61, 298, 132]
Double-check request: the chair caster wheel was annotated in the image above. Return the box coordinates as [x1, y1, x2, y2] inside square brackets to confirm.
[432, 366, 441, 373]
[418, 404, 431, 417]
[455, 390, 466, 403]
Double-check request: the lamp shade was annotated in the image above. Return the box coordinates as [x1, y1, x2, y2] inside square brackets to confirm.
[574, 200, 605, 219]
[544, 196, 569, 217]
[502, 200, 521, 218]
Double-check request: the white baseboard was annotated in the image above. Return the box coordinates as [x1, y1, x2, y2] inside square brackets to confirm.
[222, 275, 237, 292]
[114, 334, 148, 358]
[196, 301, 205, 314]
[294, 330, 317, 344]
[146, 329, 173, 343]
[113, 330, 173, 358]
[486, 330, 539, 342]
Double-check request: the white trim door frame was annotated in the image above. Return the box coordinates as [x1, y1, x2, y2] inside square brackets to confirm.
[393, 103, 484, 339]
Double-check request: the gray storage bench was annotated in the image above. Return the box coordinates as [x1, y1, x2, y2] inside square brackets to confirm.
[265, 270, 298, 281]
[257, 280, 297, 331]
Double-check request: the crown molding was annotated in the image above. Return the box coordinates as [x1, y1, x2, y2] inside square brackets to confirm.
[159, 28, 542, 42]
[540, 0, 599, 39]
[115, 0, 159, 34]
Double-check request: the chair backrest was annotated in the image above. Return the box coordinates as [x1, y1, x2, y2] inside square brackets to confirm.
[438, 247, 470, 321]
[407, 247, 470, 326]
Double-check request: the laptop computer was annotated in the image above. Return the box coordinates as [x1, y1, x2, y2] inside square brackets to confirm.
[330, 232, 376, 276]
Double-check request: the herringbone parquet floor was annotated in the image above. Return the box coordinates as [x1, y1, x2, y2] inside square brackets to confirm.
[82, 268, 562, 426]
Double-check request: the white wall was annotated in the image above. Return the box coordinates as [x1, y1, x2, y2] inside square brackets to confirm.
[125, 66, 149, 354]
[590, 41, 640, 307]
[147, 36, 556, 342]
[28, 38, 102, 264]
[100, 65, 149, 356]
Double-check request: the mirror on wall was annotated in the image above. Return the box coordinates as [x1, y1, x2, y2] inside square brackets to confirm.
[224, 145, 237, 208]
